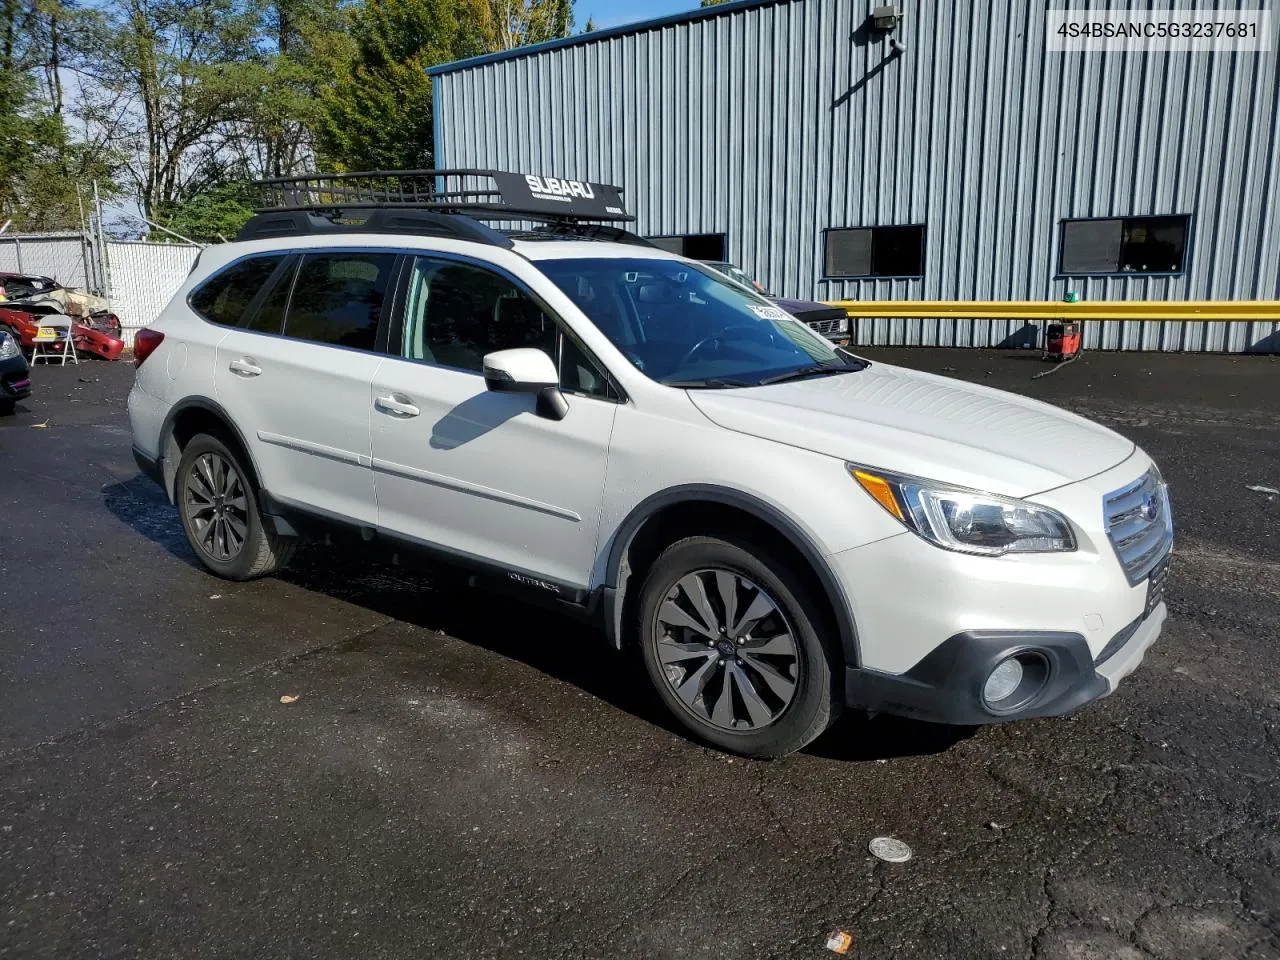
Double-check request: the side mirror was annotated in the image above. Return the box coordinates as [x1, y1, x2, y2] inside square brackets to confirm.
[482, 347, 569, 420]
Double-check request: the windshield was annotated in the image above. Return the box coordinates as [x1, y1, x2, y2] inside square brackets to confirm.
[539, 257, 861, 387]
[705, 261, 763, 292]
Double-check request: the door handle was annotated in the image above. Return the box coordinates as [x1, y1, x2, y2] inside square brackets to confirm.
[228, 358, 262, 377]
[375, 394, 421, 418]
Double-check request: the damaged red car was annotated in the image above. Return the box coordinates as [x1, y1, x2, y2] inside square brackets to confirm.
[0, 273, 126, 361]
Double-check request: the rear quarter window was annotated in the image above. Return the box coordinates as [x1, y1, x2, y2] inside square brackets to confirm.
[189, 256, 285, 326]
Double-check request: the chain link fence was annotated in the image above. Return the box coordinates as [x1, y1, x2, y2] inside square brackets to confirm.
[0, 232, 104, 292]
[0, 229, 201, 347]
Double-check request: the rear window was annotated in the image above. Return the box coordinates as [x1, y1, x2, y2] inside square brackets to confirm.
[190, 256, 285, 326]
[281, 253, 396, 351]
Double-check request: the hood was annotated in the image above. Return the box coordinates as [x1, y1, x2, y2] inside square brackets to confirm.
[687, 362, 1135, 497]
[769, 297, 847, 322]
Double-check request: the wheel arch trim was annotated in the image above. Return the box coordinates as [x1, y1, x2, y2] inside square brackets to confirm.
[158, 396, 265, 505]
[600, 484, 861, 666]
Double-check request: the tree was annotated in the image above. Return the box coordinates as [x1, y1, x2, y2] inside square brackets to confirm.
[156, 180, 255, 241]
[313, 0, 490, 171]
[699, 0, 727, 6]
[0, 0, 120, 229]
[75, 0, 268, 219]
[485, 0, 573, 51]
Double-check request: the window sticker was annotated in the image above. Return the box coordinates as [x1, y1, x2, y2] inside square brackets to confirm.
[748, 304, 793, 323]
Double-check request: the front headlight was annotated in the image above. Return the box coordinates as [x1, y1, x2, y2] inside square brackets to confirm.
[0, 332, 18, 360]
[850, 465, 1077, 556]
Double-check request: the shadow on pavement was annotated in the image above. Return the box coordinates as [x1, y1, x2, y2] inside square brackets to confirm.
[104, 470, 977, 763]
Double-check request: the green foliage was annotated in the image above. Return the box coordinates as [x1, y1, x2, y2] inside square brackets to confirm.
[3, 0, 581, 226]
[0, 65, 120, 230]
[314, 0, 489, 171]
[699, 0, 728, 6]
[156, 181, 256, 243]
[486, 0, 574, 50]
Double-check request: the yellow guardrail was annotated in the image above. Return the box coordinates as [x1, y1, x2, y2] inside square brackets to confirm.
[825, 300, 1280, 322]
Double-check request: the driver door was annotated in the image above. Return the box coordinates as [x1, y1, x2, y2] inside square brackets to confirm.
[371, 256, 620, 592]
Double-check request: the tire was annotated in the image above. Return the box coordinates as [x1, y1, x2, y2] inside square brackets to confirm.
[0, 400, 14, 416]
[637, 536, 842, 758]
[175, 433, 296, 580]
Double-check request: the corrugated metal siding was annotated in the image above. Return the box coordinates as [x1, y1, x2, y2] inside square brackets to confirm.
[107, 242, 201, 346]
[434, 0, 1280, 351]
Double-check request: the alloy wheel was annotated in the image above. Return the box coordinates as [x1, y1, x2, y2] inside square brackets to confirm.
[184, 452, 248, 562]
[654, 568, 801, 731]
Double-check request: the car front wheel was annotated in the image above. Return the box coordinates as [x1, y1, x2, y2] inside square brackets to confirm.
[638, 536, 842, 758]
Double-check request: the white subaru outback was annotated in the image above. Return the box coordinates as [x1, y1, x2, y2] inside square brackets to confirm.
[128, 171, 1172, 757]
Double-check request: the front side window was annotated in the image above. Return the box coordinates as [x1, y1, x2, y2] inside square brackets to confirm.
[282, 252, 395, 350]
[189, 256, 284, 326]
[402, 257, 612, 398]
[1060, 216, 1189, 275]
[538, 258, 861, 388]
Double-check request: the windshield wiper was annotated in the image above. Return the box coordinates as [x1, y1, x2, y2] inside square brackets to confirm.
[665, 377, 755, 389]
[756, 362, 866, 386]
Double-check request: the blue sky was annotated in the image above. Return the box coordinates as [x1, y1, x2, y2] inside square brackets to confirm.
[577, 0, 700, 32]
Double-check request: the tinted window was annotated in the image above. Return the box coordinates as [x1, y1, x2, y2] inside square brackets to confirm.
[283, 253, 395, 350]
[1060, 216, 1188, 275]
[190, 256, 284, 326]
[243, 258, 296, 334]
[402, 257, 612, 398]
[824, 226, 925, 277]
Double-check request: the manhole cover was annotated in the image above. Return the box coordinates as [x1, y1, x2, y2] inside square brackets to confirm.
[868, 836, 912, 863]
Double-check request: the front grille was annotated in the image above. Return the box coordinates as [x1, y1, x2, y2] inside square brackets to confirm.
[1104, 468, 1173, 585]
[807, 317, 848, 337]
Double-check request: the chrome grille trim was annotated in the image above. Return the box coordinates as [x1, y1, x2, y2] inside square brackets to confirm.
[1104, 468, 1173, 585]
[807, 318, 848, 336]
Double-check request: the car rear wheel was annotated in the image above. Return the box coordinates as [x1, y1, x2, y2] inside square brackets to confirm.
[176, 433, 296, 580]
[638, 536, 842, 758]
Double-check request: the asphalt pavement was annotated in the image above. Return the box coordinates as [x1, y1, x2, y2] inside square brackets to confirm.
[1, 349, 1277, 959]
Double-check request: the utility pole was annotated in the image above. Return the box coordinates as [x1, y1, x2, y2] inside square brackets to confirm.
[93, 181, 111, 303]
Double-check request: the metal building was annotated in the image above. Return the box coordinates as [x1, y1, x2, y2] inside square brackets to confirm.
[429, 0, 1279, 350]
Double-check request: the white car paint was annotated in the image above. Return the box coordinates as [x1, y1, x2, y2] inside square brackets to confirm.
[129, 230, 1169, 698]
[370, 353, 618, 586]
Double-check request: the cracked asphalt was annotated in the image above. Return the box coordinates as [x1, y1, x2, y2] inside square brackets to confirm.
[1, 348, 1278, 959]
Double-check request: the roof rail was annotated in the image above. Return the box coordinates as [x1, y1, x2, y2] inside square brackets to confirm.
[250, 169, 634, 223]
[235, 208, 515, 247]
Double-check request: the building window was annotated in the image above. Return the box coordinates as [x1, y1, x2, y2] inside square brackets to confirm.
[645, 233, 726, 261]
[824, 225, 925, 278]
[1059, 216, 1189, 275]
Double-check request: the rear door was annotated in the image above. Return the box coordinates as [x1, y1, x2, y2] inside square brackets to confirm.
[212, 250, 398, 524]
[370, 254, 619, 591]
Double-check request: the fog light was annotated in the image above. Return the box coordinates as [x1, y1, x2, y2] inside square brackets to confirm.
[983, 658, 1024, 704]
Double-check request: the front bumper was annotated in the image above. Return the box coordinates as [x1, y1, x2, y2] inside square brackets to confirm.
[845, 602, 1166, 724]
[0, 354, 31, 400]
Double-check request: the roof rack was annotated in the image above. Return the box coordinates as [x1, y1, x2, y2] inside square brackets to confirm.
[252, 169, 632, 221]
[237, 168, 638, 245]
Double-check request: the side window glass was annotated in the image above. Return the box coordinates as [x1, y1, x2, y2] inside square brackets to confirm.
[242, 258, 296, 334]
[403, 258, 555, 372]
[189, 256, 284, 326]
[283, 252, 395, 350]
[559, 333, 613, 399]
